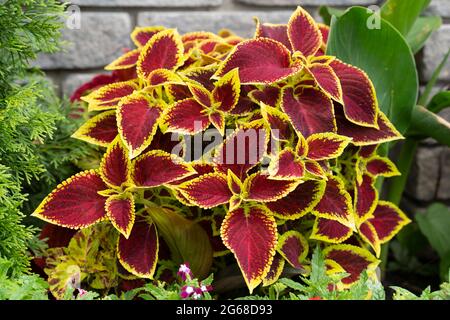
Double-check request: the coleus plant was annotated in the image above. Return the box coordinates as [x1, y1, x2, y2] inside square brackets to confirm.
[33, 6, 411, 295]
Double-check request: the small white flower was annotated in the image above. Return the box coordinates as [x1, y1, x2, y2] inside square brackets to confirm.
[192, 293, 202, 300]
[185, 286, 194, 294]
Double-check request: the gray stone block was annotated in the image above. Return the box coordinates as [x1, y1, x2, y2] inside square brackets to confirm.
[68, 0, 222, 7]
[37, 13, 132, 69]
[423, 25, 450, 81]
[62, 73, 98, 98]
[428, 0, 450, 18]
[236, 0, 379, 6]
[406, 147, 442, 202]
[137, 11, 306, 38]
[437, 148, 450, 200]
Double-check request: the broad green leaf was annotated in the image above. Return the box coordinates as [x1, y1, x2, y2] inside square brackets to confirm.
[147, 206, 213, 279]
[420, 49, 450, 105]
[327, 7, 418, 134]
[428, 91, 450, 114]
[440, 255, 450, 282]
[408, 105, 450, 147]
[318, 6, 345, 25]
[416, 203, 450, 259]
[381, 0, 431, 36]
[406, 16, 442, 54]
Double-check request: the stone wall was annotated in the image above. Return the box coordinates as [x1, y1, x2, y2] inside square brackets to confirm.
[38, 0, 450, 213]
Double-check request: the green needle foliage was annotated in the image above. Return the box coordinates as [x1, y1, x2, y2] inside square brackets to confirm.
[0, 0, 96, 276]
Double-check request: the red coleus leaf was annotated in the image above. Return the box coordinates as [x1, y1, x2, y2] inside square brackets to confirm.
[312, 175, 355, 229]
[268, 149, 304, 180]
[137, 29, 184, 80]
[147, 69, 184, 87]
[118, 219, 158, 278]
[365, 156, 400, 177]
[305, 133, 351, 161]
[167, 84, 192, 101]
[307, 63, 343, 103]
[213, 68, 240, 112]
[318, 23, 330, 45]
[310, 217, 353, 244]
[254, 18, 292, 51]
[72, 110, 118, 147]
[178, 172, 232, 209]
[100, 137, 131, 188]
[214, 124, 268, 180]
[244, 172, 300, 202]
[330, 59, 378, 127]
[249, 86, 281, 108]
[32, 170, 107, 229]
[323, 244, 379, 286]
[277, 231, 308, 269]
[131, 26, 165, 47]
[105, 193, 135, 239]
[336, 108, 403, 145]
[117, 92, 163, 159]
[105, 49, 140, 71]
[220, 206, 277, 293]
[181, 31, 219, 43]
[266, 179, 325, 220]
[81, 80, 138, 111]
[164, 98, 210, 135]
[182, 65, 217, 91]
[304, 160, 326, 177]
[262, 254, 285, 287]
[260, 103, 292, 141]
[354, 174, 378, 225]
[281, 86, 336, 138]
[209, 112, 226, 135]
[367, 201, 411, 243]
[359, 221, 381, 257]
[188, 82, 213, 108]
[227, 169, 244, 195]
[131, 150, 195, 187]
[358, 145, 378, 159]
[287, 6, 322, 57]
[215, 38, 301, 84]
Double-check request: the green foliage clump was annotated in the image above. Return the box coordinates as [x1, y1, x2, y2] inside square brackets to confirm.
[0, 257, 49, 300]
[0, 0, 97, 275]
[391, 270, 450, 300]
[238, 247, 385, 300]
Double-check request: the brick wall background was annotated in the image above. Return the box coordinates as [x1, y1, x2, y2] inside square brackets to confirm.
[38, 0, 450, 213]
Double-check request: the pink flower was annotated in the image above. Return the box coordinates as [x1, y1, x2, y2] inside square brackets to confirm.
[77, 288, 88, 297]
[177, 262, 193, 281]
[180, 285, 195, 299]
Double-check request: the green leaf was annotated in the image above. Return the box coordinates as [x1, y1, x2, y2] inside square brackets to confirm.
[408, 105, 450, 147]
[318, 6, 345, 26]
[327, 7, 418, 134]
[428, 91, 450, 114]
[420, 48, 450, 105]
[416, 203, 450, 259]
[440, 256, 450, 282]
[406, 16, 442, 54]
[381, 0, 431, 36]
[147, 206, 213, 279]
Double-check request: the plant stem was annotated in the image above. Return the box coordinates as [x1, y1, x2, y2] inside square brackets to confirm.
[379, 138, 418, 277]
[387, 139, 418, 206]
